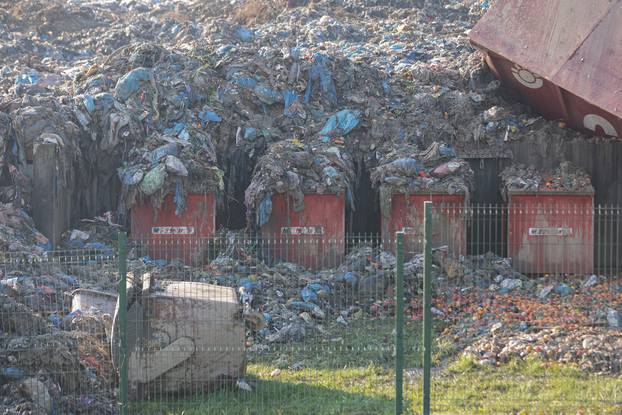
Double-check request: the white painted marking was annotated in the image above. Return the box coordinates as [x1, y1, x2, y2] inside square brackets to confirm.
[151, 226, 195, 235]
[528, 227, 572, 236]
[511, 64, 543, 89]
[281, 226, 324, 235]
[583, 114, 618, 137]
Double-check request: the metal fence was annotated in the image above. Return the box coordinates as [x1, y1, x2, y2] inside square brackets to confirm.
[123, 232, 401, 414]
[0, 247, 118, 414]
[425, 203, 621, 414]
[1, 203, 621, 414]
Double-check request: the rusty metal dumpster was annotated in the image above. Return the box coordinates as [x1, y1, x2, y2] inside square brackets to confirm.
[381, 193, 467, 258]
[260, 193, 345, 269]
[111, 278, 246, 397]
[130, 193, 216, 264]
[507, 191, 594, 275]
[470, 0, 622, 138]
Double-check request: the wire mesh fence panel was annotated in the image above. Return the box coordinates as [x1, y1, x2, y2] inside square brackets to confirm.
[2, 205, 621, 415]
[0, 248, 119, 414]
[423, 203, 622, 414]
[124, 234, 409, 414]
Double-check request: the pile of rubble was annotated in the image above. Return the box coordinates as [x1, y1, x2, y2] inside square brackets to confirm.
[63, 212, 121, 251]
[0, 203, 50, 253]
[245, 139, 356, 227]
[1, 0, 597, 235]
[464, 327, 622, 374]
[182, 239, 622, 374]
[501, 161, 594, 195]
[371, 141, 474, 217]
[426, 257, 622, 372]
[0, 260, 118, 414]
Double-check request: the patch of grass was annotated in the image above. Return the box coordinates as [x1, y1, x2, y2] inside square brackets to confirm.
[132, 320, 622, 414]
[419, 356, 622, 415]
[246, 319, 454, 371]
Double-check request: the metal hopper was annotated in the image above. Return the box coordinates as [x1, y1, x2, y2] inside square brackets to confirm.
[470, 0, 622, 138]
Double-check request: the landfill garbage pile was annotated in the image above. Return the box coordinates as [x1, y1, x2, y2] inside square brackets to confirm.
[464, 327, 622, 374]
[501, 161, 594, 196]
[0, 262, 118, 414]
[0, 0, 208, 69]
[138, 235, 622, 374]
[245, 139, 356, 227]
[135, 234, 406, 348]
[66, 43, 226, 219]
[426, 255, 622, 373]
[1, 0, 602, 235]
[63, 211, 121, 251]
[370, 141, 474, 217]
[0, 203, 50, 253]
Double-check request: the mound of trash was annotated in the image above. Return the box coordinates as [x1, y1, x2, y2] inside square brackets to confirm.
[501, 161, 594, 196]
[0, 261, 118, 414]
[245, 139, 356, 227]
[371, 141, 474, 217]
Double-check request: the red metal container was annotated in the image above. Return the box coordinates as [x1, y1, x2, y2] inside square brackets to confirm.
[470, 0, 622, 138]
[260, 193, 345, 269]
[130, 193, 216, 264]
[507, 192, 594, 275]
[381, 193, 466, 258]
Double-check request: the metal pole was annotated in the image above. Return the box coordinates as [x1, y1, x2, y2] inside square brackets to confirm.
[118, 232, 129, 415]
[395, 231, 405, 415]
[423, 202, 433, 415]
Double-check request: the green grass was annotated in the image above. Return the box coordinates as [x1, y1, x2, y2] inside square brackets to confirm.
[133, 320, 622, 414]
[422, 357, 622, 415]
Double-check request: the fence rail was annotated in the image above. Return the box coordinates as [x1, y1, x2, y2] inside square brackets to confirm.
[1, 203, 620, 414]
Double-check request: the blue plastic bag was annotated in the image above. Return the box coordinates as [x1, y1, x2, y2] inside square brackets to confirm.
[83, 95, 95, 113]
[283, 90, 300, 117]
[235, 27, 254, 42]
[141, 256, 168, 267]
[323, 166, 339, 178]
[85, 242, 114, 254]
[254, 85, 281, 105]
[174, 179, 186, 216]
[439, 143, 456, 158]
[36, 241, 53, 252]
[304, 53, 338, 105]
[257, 195, 273, 227]
[388, 157, 420, 176]
[118, 166, 144, 186]
[150, 143, 178, 165]
[94, 92, 115, 112]
[14, 71, 39, 85]
[318, 109, 361, 138]
[1, 367, 26, 381]
[301, 287, 317, 303]
[244, 128, 258, 141]
[164, 122, 186, 137]
[216, 44, 235, 57]
[49, 314, 62, 327]
[301, 283, 330, 303]
[336, 271, 358, 286]
[198, 110, 222, 127]
[289, 301, 318, 312]
[59, 274, 78, 286]
[231, 74, 257, 90]
[114, 67, 152, 101]
[62, 309, 81, 324]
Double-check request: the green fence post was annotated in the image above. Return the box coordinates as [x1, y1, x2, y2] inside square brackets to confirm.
[118, 232, 129, 415]
[423, 202, 433, 415]
[395, 231, 405, 415]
